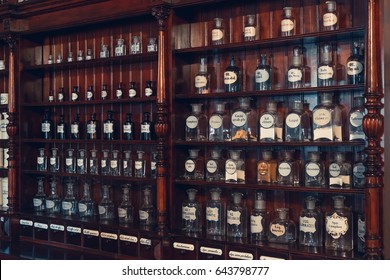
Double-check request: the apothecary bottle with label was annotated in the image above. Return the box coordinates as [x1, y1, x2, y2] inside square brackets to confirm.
[139, 186, 156, 227]
[206, 149, 224, 181]
[224, 56, 241, 93]
[46, 179, 61, 215]
[77, 50, 84, 61]
[318, 44, 335, 87]
[67, 51, 73, 62]
[211, 18, 224, 45]
[118, 184, 134, 224]
[182, 188, 201, 234]
[353, 151, 366, 188]
[89, 149, 98, 175]
[355, 195, 366, 254]
[49, 147, 60, 172]
[129, 82, 137, 98]
[268, 208, 296, 244]
[184, 149, 204, 180]
[250, 191, 268, 241]
[141, 112, 153, 140]
[225, 150, 245, 183]
[116, 83, 123, 99]
[325, 195, 353, 251]
[123, 150, 132, 177]
[259, 101, 283, 142]
[103, 110, 115, 140]
[135, 151, 146, 178]
[255, 54, 272, 90]
[145, 81, 153, 97]
[62, 181, 77, 217]
[65, 148, 76, 173]
[101, 84, 109, 100]
[304, 151, 325, 187]
[209, 103, 230, 141]
[147, 37, 157, 52]
[244, 14, 256, 41]
[77, 149, 87, 174]
[227, 192, 247, 238]
[349, 96, 366, 141]
[70, 114, 81, 139]
[37, 148, 47, 171]
[285, 100, 312, 142]
[299, 196, 323, 247]
[49, 89, 54, 102]
[313, 92, 339, 141]
[329, 152, 352, 189]
[100, 44, 109, 58]
[41, 110, 54, 139]
[281, 7, 295, 37]
[185, 104, 208, 141]
[87, 113, 98, 140]
[115, 38, 126, 56]
[86, 85, 94, 101]
[322, 1, 339, 31]
[86, 49, 93, 60]
[99, 185, 114, 220]
[71, 86, 79, 102]
[277, 150, 300, 186]
[347, 42, 364, 85]
[194, 57, 210, 94]
[287, 47, 304, 88]
[78, 183, 94, 218]
[206, 188, 226, 236]
[33, 177, 46, 213]
[231, 97, 258, 141]
[110, 150, 121, 176]
[101, 149, 110, 175]
[58, 87, 65, 102]
[257, 150, 277, 184]
[150, 151, 157, 178]
[131, 35, 141, 54]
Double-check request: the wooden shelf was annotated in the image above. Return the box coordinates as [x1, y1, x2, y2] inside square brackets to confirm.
[174, 140, 366, 147]
[22, 139, 158, 145]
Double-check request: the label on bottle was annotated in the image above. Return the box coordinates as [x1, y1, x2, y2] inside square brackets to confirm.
[140, 238, 152, 246]
[229, 251, 253, 260]
[62, 201, 73, 211]
[100, 51, 108, 58]
[224, 71, 238, 85]
[87, 91, 93, 99]
[231, 111, 247, 127]
[244, 26, 256, 37]
[286, 113, 301, 129]
[147, 44, 156, 52]
[350, 112, 364, 127]
[281, 19, 294, 32]
[347, 61, 363, 76]
[78, 203, 87, 213]
[209, 115, 223, 129]
[50, 157, 56, 166]
[101, 160, 107, 168]
[287, 69, 303, 82]
[120, 234, 138, 243]
[131, 44, 140, 53]
[41, 123, 51, 133]
[49, 95, 54, 102]
[299, 216, 317, 233]
[278, 162, 291, 177]
[145, 88, 153, 97]
[87, 123, 96, 134]
[255, 69, 270, 83]
[139, 210, 149, 221]
[33, 198, 42, 207]
[323, 13, 338, 27]
[329, 163, 341, 177]
[195, 75, 208, 88]
[306, 163, 320, 177]
[260, 114, 275, 140]
[206, 160, 218, 174]
[326, 212, 349, 239]
[358, 218, 366, 242]
[37, 157, 44, 165]
[353, 164, 366, 179]
[186, 116, 198, 129]
[313, 109, 331, 125]
[151, 161, 156, 171]
[71, 124, 79, 134]
[118, 208, 128, 218]
[115, 46, 124, 56]
[20, 219, 33, 226]
[135, 160, 143, 170]
[200, 246, 223, 256]
[123, 161, 128, 169]
[341, 175, 350, 185]
[54, 125, 63, 134]
[250, 215, 264, 233]
[270, 224, 286, 237]
[101, 90, 108, 99]
[116, 89, 123, 98]
[71, 92, 78, 101]
[50, 224, 64, 231]
[141, 124, 150, 133]
[110, 160, 118, 169]
[83, 229, 99, 237]
[318, 65, 334, 80]
[46, 200, 55, 209]
[34, 222, 48, 230]
[98, 206, 106, 215]
[77, 159, 84, 167]
[129, 89, 136, 98]
[104, 123, 113, 133]
[227, 210, 241, 225]
[211, 29, 223, 41]
[182, 206, 197, 220]
[225, 159, 237, 175]
[65, 158, 73, 166]
[185, 159, 195, 172]
[173, 242, 195, 251]
[206, 207, 219, 222]
[101, 232, 118, 240]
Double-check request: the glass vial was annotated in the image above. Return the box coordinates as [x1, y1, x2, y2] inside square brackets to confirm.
[299, 196, 323, 247]
[259, 101, 283, 142]
[89, 149, 99, 175]
[129, 82, 137, 98]
[255, 54, 272, 91]
[349, 96, 366, 141]
[123, 150, 132, 177]
[141, 112, 153, 140]
[313, 92, 341, 141]
[99, 185, 115, 220]
[244, 14, 256, 42]
[277, 150, 300, 186]
[322, 1, 339, 31]
[225, 150, 245, 183]
[257, 150, 277, 184]
[209, 102, 230, 141]
[103, 110, 115, 140]
[78, 182, 95, 218]
[37, 148, 47, 171]
[123, 113, 135, 140]
[318, 44, 335, 87]
[285, 100, 312, 141]
[184, 149, 204, 180]
[231, 97, 258, 141]
[87, 113, 98, 140]
[224, 56, 241, 93]
[101, 149, 110, 175]
[268, 208, 297, 243]
[100, 44, 109, 58]
[33, 177, 46, 213]
[77, 149, 87, 174]
[185, 104, 208, 141]
[182, 188, 202, 234]
[353, 151, 366, 188]
[110, 149, 121, 176]
[227, 192, 247, 238]
[62, 181, 77, 216]
[281, 7, 295, 37]
[67, 51, 73, 63]
[56, 114, 66, 139]
[41, 110, 54, 139]
[287, 47, 304, 88]
[139, 186, 156, 227]
[206, 188, 226, 236]
[329, 152, 352, 189]
[250, 191, 268, 241]
[211, 17, 224, 45]
[194, 57, 210, 94]
[347, 42, 364, 85]
[304, 151, 325, 187]
[46, 178, 61, 215]
[131, 35, 141, 54]
[49, 147, 60, 172]
[115, 38, 126, 56]
[65, 148, 76, 173]
[206, 149, 225, 182]
[134, 150, 146, 178]
[70, 113, 81, 139]
[118, 184, 134, 224]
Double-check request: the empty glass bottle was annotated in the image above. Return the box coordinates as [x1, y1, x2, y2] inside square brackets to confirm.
[123, 150, 132, 177]
[299, 196, 323, 247]
[123, 113, 135, 140]
[224, 56, 241, 92]
[208, 103, 230, 141]
[182, 188, 201, 234]
[101, 149, 110, 175]
[329, 152, 352, 189]
[268, 208, 296, 243]
[281, 7, 295, 37]
[150, 151, 157, 178]
[313, 92, 339, 141]
[103, 110, 115, 140]
[99, 185, 114, 220]
[78, 182, 94, 218]
[225, 150, 245, 183]
[259, 101, 283, 142]
[287, 47, 304, 88]
[135, 150, 146, 178]
[89, 149, 98, 175]
[110, 149, 121, 176]
[41, 110, 54, 139]
[118, 184, 134, 224]
[65, 148, 76, 173]
[33, 177, 46, 213]
[141, 112, 154, 140]
[250, 191, 268, 241]
[255, 54, 272, 90]
[37, 148, 47, 171]
[211, 17, 224, 45]
[206, 188, 226, 236]
[56, 114, 66, 139]
[231, 97, 258, 141]
[206, 149, 224, 181]
[277, 150, 300, 186]
[322, 1, 339, 31]
[139, 186, 156, 227]
[244, 14, 256, 41]
[87, 113, 98, 140]
[285, 100, 312, 141]
[257, 150, 277, 184]
[184, 149, 204, 180]
[115, 38, 126, 56]
[304, 151, 325, 187]
[227, 192, 247, 238]
[49, 147, 60, 172]
[70, 113, 81, 139]
[349, 96, 366, 141]
[318, 44, 335, 87]
[195, 57, 210, 94]
[76, 149, 87, 174]
[46, 179, 61, 215]
[62, 181, 77, 217]
[353, 151, 366, 188]
[347, 42, 364, 85]
[185, 104, 208, 141]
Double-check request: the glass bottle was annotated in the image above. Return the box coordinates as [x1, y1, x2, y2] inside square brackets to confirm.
[194, 57, 210, 94]
[231, 97, 258, 141]
[115, 38, 126, 56]
[89, 149, 98, 175]
[145, 81, 153, 97]
[101, 84, 109, 100]
[76, 149, 87, 174]
[325, 195, 353, 251]
[355, 195, 366, 254]
[58, 87, 65, 102]
[147, 37, 157, 52]
[184, 149, 204, 180]
[41, 110, 54, 139]
[281, 7, 295, 37]
[62, 181, 77, 217]
[322, 1, 339, 31]
[101, 149, 110, 175]
[47, 54, 54, 64]
[257, 150, 277, 184]
[227, 192, 247, 238]
[49, 147, 60, 172]
[65, 148, 76, 173]
[313, 92, 339, 141]
[244, 14, 256, 41]
[208, 102, 230, 141]
[118, 184, 134, 224]
[100, 44, 109, 58]
[349, 96, 366, 141]
[110, 149, 121, 176]
[123, 113, 135, 140]
[56, 54, 63, 64]
[347, 42, 364, 85]
[123, 150, 132, 177]
[139, 186, 156, 227]
[250, 191, 268, 241]
[287, 47, 304, 88]
[116, 82, 123, 99]
[182, 188, 201, 234]
[268, 208, 296, 243]
[33, 177, 46, 213]
[49, 89, 54, 102]
[86, 48, 93, 60]
[255, 54, 272, 91]
[285, 100, 312, 142]
[206, 188, 226, 236]
[259, 101, 283, 142]
[206, 149, 224, 182]
[150, 151, 157, 178]
[318, 44, 335, 87]
[45, 179, 61, 215]
[211, 17, 224, 45]
[134, 150, 146, 178]
[185, 103, 208, 141]
[70, 113, 81, 139]
[99, 185, 114, 220]
[131, 35, 141, 54]
[129, 81, 137, 98]
[140, 112, 152, 140]
[225, 150, 245, 183]
[37, 148, 47, 171]
[304, 151, 325, 187]
[71, 85, 79, 102]
[103, 110, 115, 140]
[67, 51, 73, 62]
[277, 150, 300, 186]
[224, 56, 241, 93]
[86, 85, 94, 101]
[77, 50, 84, 61]
[56, 114, 66, 139]
[353, 151, 366, 188]
[329, 152, 352, 189]
[78, 182, 94, 218]
[299, 196, 323, 247]
[87, 113, 98, 140]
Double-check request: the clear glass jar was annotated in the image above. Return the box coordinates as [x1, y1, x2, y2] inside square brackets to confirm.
[299, 196, 323, 247]
[182, 188, 202, 234]
[78, 182, 95, 218]
[134, 150, 146, 178]
[287, 47, 304, 88]
[353, 151, 366, 188]
[211, 17, 224, 45]
[318, 44, 335, 87]
[329, 152, 352, 189]
[56, 54, 63, 64]
[277, 150, 300, 186]
[118, 184, 134, 224]
[208, 102, 230, 141]
[99, 185, 115, 220]
[49, 147, 60, 172]
[45, 178, 61, 215]
[259, 101, 284, 142]
[110, 149, 121, 176]
[100, 44, 109, 58]
[250, 191, 268, 241]
[255, 54, 272, 91]
[123, 150, 132, 177]
[65, 148, 76, 173]
[349, 96, 366, 141]
[77, 149, 87, 174]
[184, 149, 204, 180]
[37, 148, 47, 171]
[231, 97, 258, 141]
[304, 151, 325, 187]
[313, 92, 340, 141]
[147, 37, 157, 52]
[206, 149, 225, 182]
[62, 181, 77, 217]
[281, 7, 295, 36]
[131, 35, 141, 54]
[185, 103, 208, 141]
[244, 14, 256, 42]
[139, 186, 156, 227]
[33, 177, 46, 213]
[257, 150, 277, 184]
[285, 100, 312, 141]
[195, 57, 210, 94]
[101, 149, 110, 175]
[206, 188, 226, 237]
[89, 149, 99, 175]
[225, 150, 245, 183]
[227, 192, 247, 238]
[115, 38, 126, 56]
[268, 208, 296, 243]
[322, 1, 339, 31]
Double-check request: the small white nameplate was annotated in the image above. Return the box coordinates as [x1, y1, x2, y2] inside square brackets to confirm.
[66, 226, 81, 233]
[100, 232, 118, 240]
[20, 219, 33, 226]
[50, 224, 64, 231]
[260, 255, 285, 260]
[140, 238, 152, 246]
[34, 222, 48, 229]
[200, 246, 223, 256]
[119, 234, 138, 243]
[173, 242, 194, 251]
[83, 229, 99, 237]
[229, 251, 254, 260]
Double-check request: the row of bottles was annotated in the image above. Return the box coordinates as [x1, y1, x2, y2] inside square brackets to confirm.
[185, 94, 365, 142]
[46, 36, 158, 65]
[183, 149, 365, 189]
[182, 188, 365, 253]
[42, 111, 155, 140]
[36, 147, 157, 178]
[47, 82, 154, 102]
[33, 178, 156, 226]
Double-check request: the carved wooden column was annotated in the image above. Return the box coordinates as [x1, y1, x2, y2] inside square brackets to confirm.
[363, 0, 384, 259]
[152, 6, 170, 233]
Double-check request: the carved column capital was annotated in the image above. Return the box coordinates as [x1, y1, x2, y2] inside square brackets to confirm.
[152, 5, 170, 30]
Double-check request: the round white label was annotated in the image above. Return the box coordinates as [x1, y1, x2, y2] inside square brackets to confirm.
[87, 91, 93, 99]
[58, 93, 64, 101]
[329, 163, 341, 177]
[347, 61, 363, 76]
[145, 88, 153, 97]
[186, 116, 198, 129]
[323, 13, 338, 27]
[71, 93, 78, 101]
[101, 90, 108, 98]
[195, 76, 207, 88]
[129, 89, 136, 98]
[278, 162, 291, 177]
[281, 19, 294, 32]
[288, 69, 303, 82]
[350, 112, 364, 127]
[318, 65, 334, 80]
[306, 163, 320, 177]
[260, 114, 275, 129]
[244, 26, 256, 37]
[98, 206, 106, 215]
[286, 113, 300, 128]
[118, 208, 128, 218]
[225, 160, 237, 175]
[224, 71, 238, 85]
[313, 109, 331, 126]
[33, 198, 42, 207]
[353, 164, 366, 179]
[255, 69, 270, 83]
[185, 159, 195, 172]
[211, 29, 223, 41]
[116, 89, 123, 97]
[231, 111, 247, 127]
[206, 160, 218, 174]
[46, 200, 55, 209]
[62, 201, 72, 210]
[209, 115, 223, 129]
[78, 203, 87, 212]
[139, 210, 149, 220]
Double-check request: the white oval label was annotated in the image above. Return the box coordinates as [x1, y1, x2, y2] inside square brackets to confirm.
[231, 111, 247, 127]
[278, 162, 291, 177]
[186, 116, 198, 129]
[224, 71, 238, 85]
[306, 163, 320, 177]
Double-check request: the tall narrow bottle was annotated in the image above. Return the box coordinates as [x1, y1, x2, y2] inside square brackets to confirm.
[141, 112, 154, 140]
[33, 177, 46, 213]
[62, 181, 77, 217]
[194, 57, 210, 94]
[250, 191, 268, 241]
[211, 18, 224, 45]
[185, 104, 208, 141]
[224, 56, 241, 92]
[41, 110, 54, 139]
[87, 113, 98, 140]
[118, 184, 134, 224]
[99, 185, 114, 220]
[347, 42, 364, 85]
[255, 54, 272, 90]
[134, 150, 146, 178]
[86, 85, 94, 101]
[322, 1, 339, 31]
[123, 113, 135, 140]
[206, 188, 226, 237]
[123, 150, 132, 177]
[244, 14, 256, 42]
[285, 100, 312, 141]
[231, 97, 258, 141]
[65, 148, 76, 173]
[78, 182, 95, 218]
[318, 44, 335, 87]
[36, 148, 47, 171]
[353, 151, 366, 188]
[268, 208, 296, 243]
[209, 103, 230, 141]
[71, 85, 79, 102]
[182, 188, 201, 234]
[89, 149, 99, 175]
[103, 110, 115, 140]
[227, 192, 247, 239]
[101, 149, 110, 175]
[45, 179, 61, 215]
[76, 149, 87, 174]
[49, 147, 60, 172]
[349, 96, 366, 141]
[139, 186, 156, 227]
[56, 114, 66, 139]
[110, 150, 121, 176]
[281, 7, 295, 37]
[287, 47, 304, 88]
[150, 151, 157, 178]
[70, 113, 81, 139]
[299, 196, 323, 247]
[259, 101, 283, 142]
